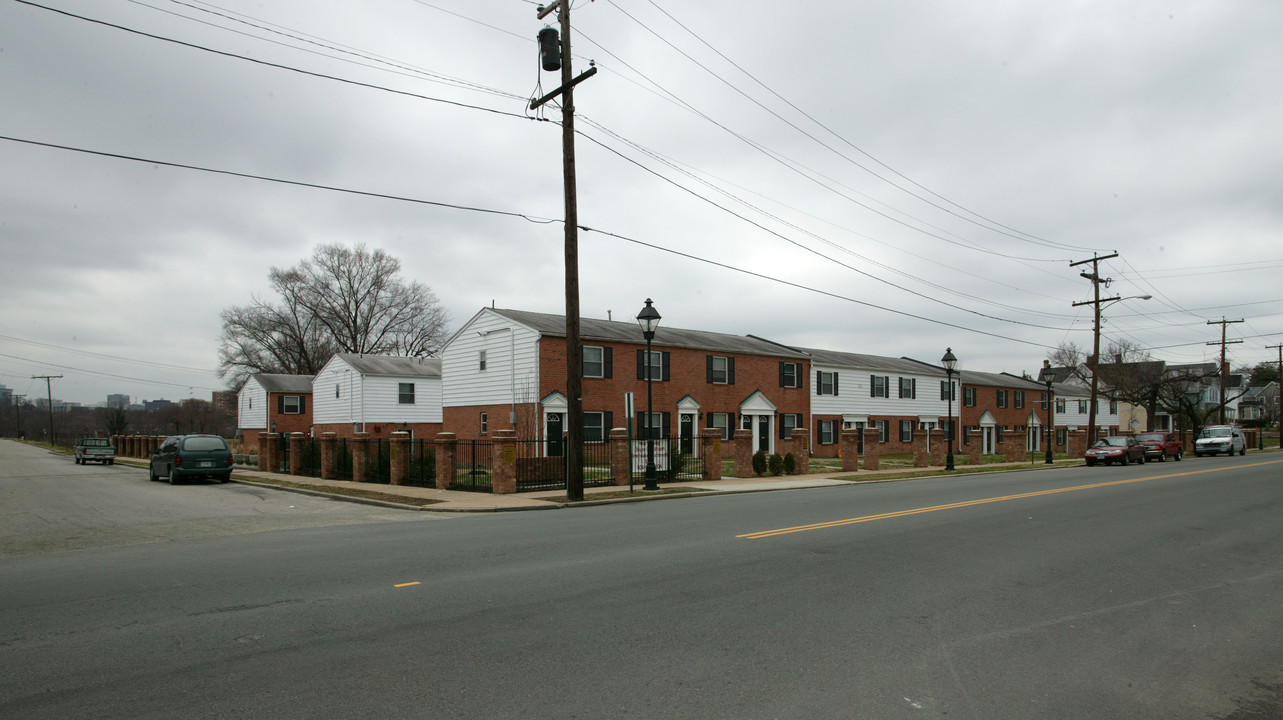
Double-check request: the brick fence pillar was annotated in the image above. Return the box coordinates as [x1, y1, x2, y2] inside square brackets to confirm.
[929, 428, 947, 466]
[966, 428, 981, 465]
[389, 431, 411, 485]
[733, 428, 754, 477]
[123, 436, 133, 458]
[350, 432, 370, 482]
[435, 432, 457, 490]
[491, 429, 517, 494]
[701, 428, 722, 480]
[1067, 430, 1087, 460]
[259, 433, 279, 472]
[862, 427, 881, 471]
[320, 433, 337, 479]
[789, 428, 811, 474]
[840, 430, 860, 472]
[1182, 431, 1195, 453]
[1003, 430, 1027, 462]
[289, 432, 306, 475]
[912, 430, 929, 467]
[609, 427, 631, 486]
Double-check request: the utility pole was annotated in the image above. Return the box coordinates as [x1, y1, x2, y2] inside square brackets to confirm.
[13, 394, 25, 438]
[1267, 343, 1282, 435]
[1206, 318, 1243, 425]
[533, 1, 597, 502]
[32, 375, 62, 445]
[1070, 252, 1118, 447]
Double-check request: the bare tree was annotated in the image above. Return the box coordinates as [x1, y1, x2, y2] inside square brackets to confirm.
[218, 244, 448, 387]
[1047, 342, 1088, 382]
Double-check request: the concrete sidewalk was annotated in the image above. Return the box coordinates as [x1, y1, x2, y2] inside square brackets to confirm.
[114, 456, 1084, 512]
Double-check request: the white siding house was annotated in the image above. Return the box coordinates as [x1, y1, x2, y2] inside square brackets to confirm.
[441, 307, 542, 418]
[312, 354, 442, 438]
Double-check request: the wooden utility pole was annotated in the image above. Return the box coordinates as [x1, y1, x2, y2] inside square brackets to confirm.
[32, 375, 62, 445]
[1267, 344, 1282, 432]
[1206, 318, 1243, 424]
[533, 0, 596, 501]
[1070, 253, 1118, 447]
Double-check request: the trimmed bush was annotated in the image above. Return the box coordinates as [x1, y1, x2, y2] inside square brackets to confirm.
[752, 450, 768, 476]
[783, 453, 796, 475]
[768, 453, 785, 476]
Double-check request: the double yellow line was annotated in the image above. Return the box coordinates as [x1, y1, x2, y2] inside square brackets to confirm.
[737, 460, 1281, 540]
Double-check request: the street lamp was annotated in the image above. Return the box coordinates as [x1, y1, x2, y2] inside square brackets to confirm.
[636, 299, 662, 491]
[1044, 376, 1055, 465]
[942, 348, 957, 471]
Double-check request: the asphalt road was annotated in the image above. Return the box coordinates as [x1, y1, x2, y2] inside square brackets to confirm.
[2, 439, 1281, 719]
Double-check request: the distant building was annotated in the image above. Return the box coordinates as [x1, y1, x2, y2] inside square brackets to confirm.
[107, 394, 130, 409]
[0, 385, 11, 407]
[144, 399, 177, 413]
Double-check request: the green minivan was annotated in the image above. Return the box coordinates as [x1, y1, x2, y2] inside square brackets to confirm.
[149, 434, 234, 484]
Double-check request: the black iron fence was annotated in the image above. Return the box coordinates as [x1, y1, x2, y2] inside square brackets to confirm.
[452, 439, 493, 493]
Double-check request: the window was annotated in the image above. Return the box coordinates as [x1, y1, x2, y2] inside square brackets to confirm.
[1015, 391, 1025, 409]
[940, 381, 956, 401]
[637, 350, 668, 381]
[1078, 400, 1089, 414]
[741, 414, 753, 430]
[278, 395, 305, 415]
[1041, 392, 1048, 410]
[780, 362, 803, 388]
[818, 419, 836, 445]
[870, 375, 889, 398]
[583, 345, 612, 379]
[637, 412, 666, 440]
[709, 412, 733, 440]
[780, 413, 800, 439]
[898, 377, 916, 399]
[335, 384, 341, 399]
[1056, 398, 1067, 413]
[963, 387, 976, 407]
[996, 426, 1005, 443]
[398, 383, 415, 405]
[996, 390, 1008, 408]
[1057, 428, 1067, 446]
[875, 420, 889, 443]
[583, 411, 607, 443]
[1109, 399, 1119, 414]
[900, 420, 914, 443]
[817, 371, 838, 396]
[707, 356, 734, 384]
[480, 412, 488, 435]
[479, 350, 487, 371]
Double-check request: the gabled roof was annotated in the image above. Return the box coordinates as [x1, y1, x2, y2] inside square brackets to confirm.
[793, 347, 947, 376]
[489, 308, 808, 359]
[335, 353, 441, 378]
[1095, 360, 1167, 387]
[248, 373, 314, 394]
[1038, 365, 1079, 384]
[960, 370, 1047, 390]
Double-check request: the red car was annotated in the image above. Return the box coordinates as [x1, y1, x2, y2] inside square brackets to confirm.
[1085, 436, 1146, 466]
[1134, 432, 1183, 462]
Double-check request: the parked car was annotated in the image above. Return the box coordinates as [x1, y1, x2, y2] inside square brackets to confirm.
[74, 437, 116, 465]
[1194, 426, 1246, 457]
[149, 434, 234, 484]
[1134, 432, 1183, 462]
[1085, 436, 1146, 466]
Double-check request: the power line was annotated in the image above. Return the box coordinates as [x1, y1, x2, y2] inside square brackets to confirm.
[2, 353, 222, 392]
[0, 333, 216, 373]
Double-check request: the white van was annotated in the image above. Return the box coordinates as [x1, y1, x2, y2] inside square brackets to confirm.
[1194, 425, 1246, 457]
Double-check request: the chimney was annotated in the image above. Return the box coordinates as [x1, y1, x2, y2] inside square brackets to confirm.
[1114, 353, 1123, 364]
[1043, 360, 1050, 369]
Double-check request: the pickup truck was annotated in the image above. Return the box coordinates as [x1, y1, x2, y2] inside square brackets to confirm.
[74, 437, 117, 465]
[1134, 431, 1183, 462]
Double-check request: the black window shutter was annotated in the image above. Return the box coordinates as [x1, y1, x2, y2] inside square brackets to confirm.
[604, 348, 613, 378]
[300, 396, 307, 413]
[637, 349, 645, 380]
[277, 395, 284, 414]
[706, 356, 713, 384]
[662, 412, 670, 438]
[662, 352, 670, 381]
[780, 362, 786, 387]
[729, 412, 736, 432]
[833, 373, 839, 396]
[898, 378, 904, 399]
[884, 376, 890, 398]
[728, 358, 735, 385]
[910, 379, 916, 399]
[818, 370, 824, 394]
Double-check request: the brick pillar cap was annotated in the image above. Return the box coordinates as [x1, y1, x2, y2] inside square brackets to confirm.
[321, 432, 337, 438]
[436, 431, 457, 440]
[353, 432, 370, 440]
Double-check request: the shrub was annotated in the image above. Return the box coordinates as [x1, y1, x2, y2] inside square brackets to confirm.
[768, 453, 785, 476]
[666, 444, 686, 480]
[752, 450, 768, 476]
[783, 453, 796, 475]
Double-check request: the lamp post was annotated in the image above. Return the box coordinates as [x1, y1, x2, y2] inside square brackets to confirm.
[942, 348, 957, 471]
[636, 299, 662, 491]
[1044, 376, 1055, 464]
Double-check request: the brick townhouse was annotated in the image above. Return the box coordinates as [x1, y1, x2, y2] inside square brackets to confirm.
[236, 373, 314, 453]
[440, 307, 811, 457]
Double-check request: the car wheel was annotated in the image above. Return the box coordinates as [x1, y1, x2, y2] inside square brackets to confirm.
[218, 474, 230, 484]
[1240, 447, 1246, 456]
[168, 470, 181, 485]
[1120, 455, 1128, 466]
[148, 465, 160, 482]
[1175, 450, 1182, 461]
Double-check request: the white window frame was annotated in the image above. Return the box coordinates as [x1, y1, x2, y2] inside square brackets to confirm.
[583, 346, 605, 379]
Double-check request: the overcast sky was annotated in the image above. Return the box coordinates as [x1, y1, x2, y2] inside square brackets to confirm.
[2, 0, 1281, 406]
